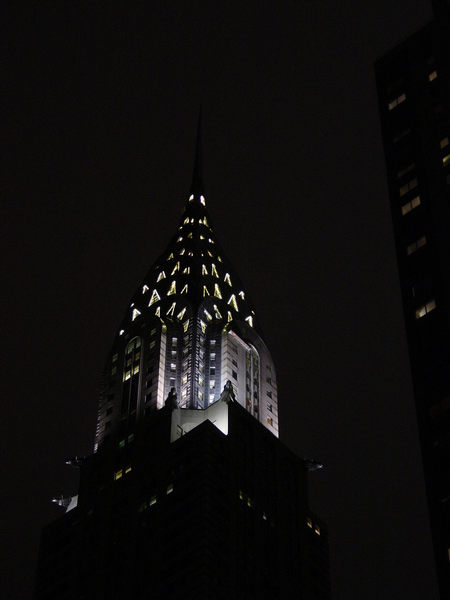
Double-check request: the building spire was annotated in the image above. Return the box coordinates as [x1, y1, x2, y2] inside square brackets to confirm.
[190, 107, 204, 195]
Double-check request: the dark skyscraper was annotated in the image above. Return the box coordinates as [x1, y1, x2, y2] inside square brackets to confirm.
[375, 3, 450, 597]
[34, 125, 330, 599]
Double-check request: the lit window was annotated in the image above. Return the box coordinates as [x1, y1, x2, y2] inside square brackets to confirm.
[167, 484, 174, 495]
[399, 178, 418, 196]
[171, 261, 180, 275]
[200, 234, 205, 240]
[142, 284, 149, 294]
[214, 284, 222, 299]
[227, 311, 233, 323]
[167, 281, 177, 296]
[183, 319, 189, 333]
[217, 256, 222, 262]
[170, 362, 176, 371]
[125, 466, 132, 474]
[428, 70, 437, 82]
[200, 195, 206, 206]
[314, 526, 321, 536]
[119, 329, 125, 336]
[177, 307, 186, 320]
[415, 299, 436, 319]
[155, 306, 161, 317]
[204, 309, 213, 322]
[187, 232, 193, 239]
[443, 154, 450, 167]
[149, 495, 157, 506]
[203, 285, 210, 297]
[114, 469, 123, 481]
[247, 497, 253, 508]
[179, 248, 185, 255]
[388, 93, 406, 110]
[200, 320, 207, 334]
[224, 273, 232, 286]
[180, 284, 188, 295]
[245, 316, 253, 327]
[167, 253, 174, 261]
[401, 196, 421, 215]
[132, 308, 141, 321]
[213, 304, 222, 319]
[239, 490, 244, 500]
[149, 289, 161, 306]
[227, 294, 238, 311]
[177, 236, 183, 242]
[209, 393, 215, 401]
[183, 266, 190, 275]
[307, 518, 313, 528]
[440, 137, 449, 149]
[208, 238, 214, 244]
[202, 264, 208, 275]
[166, 302, 176, 317]
[157, 271, 166, 282]
[183, 217, 189, 224]
[406, 236, 427, 255]
[211, 264, 219, 278]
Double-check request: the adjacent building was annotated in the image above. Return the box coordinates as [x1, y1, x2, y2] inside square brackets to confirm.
[375, 3, 450, 596]
[34, 123, 330, 599]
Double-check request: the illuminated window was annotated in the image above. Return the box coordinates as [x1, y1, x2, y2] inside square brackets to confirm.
[157, 271, 166, 282]
[114, 469, 123, 481]
[415, 299, 436, 319]
[167, 281, 177, 296]
[200, 320, 207, 334]
[399, 178, 418, 196]
[440, 137, 449, 149]
[125, 466, 132, 474]
[149, 289, 160, 306]
[245, 316, 254, 327]
[213, 304, 222, 319]
[187, 232, 193, 239]
[200, 234, 205, 240]
[406, 236, 427, 255]
[211, 264, 219, 278]
[203, 285, 210, 297]
[443, 154, 450, 167]
[183, 319, 189, 332]
[238, 290, 245, 299]
[119, 329, 125, 336]
[177, 307, 186, 320]
[149, 495, 157, 506]
[239, 490, 244, 500]
[314, 526, 321, 536]
[202, 264, 208, 275]
[227, 294, 238, 311]
[200, 195, 206, 206]
[167, 253, 174, 260]
[428, 70, 437, 82]
[227, 311, 233, 323]
[401, 196, 421, 215]
[142, 284, 149, 294]
[132, 308, 141, 321]
[204, 309, 212, 322]
[183, 217, 189, 224]
[208, 238, 214, 244]
[171, 262, 180, 275]
[214, 284, 222, 299]
[166, 302, 176, 317]
[397, 163, 415, 178]
[155, 306, 161, 317]
[217, 256, 222, 262]
[183, 266, 190, 275]
[179, 248, 185, 255]
[388, 93, 406, 110]
[203, 216, 209, 226]
[180, 284, 188, 295]
[224, 273, 232, 286]
[307, 518, 313, 528]
[177, 236, 183, 242]
[167, 483, 174, 495]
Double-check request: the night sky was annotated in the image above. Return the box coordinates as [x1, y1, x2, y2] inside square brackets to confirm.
[3, 2, 441, 598]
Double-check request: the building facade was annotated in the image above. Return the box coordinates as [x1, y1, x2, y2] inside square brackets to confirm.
[375, 3, 450, 596]
[34, 126, 330, 599]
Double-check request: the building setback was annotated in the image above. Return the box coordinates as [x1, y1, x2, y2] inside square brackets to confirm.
[375, 3, 450, 597]
[34, 122, 330, 599]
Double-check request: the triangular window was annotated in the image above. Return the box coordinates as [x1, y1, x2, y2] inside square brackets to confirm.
[245, 316, 253, 327]
[149, 289, 161, 306]
[171, 262, 180, 275]
[132, 308, 141, 321]
[227, 294, 238, 311]
[203, 285, 210, 297]
[167, 281, 177, 296]
[211, 264, 219, 278]
[157, 271, 166, 282]
[177, 307, 186, 320]
[214, 284, 222, 299]
[166, 302, 176, 316]
[224, 273, 232, 286]
[214, 304, 222, 319]
[202, 264, 208, 275]
[180, 284, 188, 295]
[142, 284, 149, 294]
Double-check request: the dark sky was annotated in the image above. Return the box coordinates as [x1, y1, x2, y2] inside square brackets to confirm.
[2, 2, 440, 598]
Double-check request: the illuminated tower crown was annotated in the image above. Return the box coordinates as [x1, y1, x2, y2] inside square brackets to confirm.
[95, 119, 278, 450]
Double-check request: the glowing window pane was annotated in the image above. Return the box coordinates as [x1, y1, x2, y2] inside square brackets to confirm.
[171, 262, 180, 275]
[207, 250, 213, 258]
[238, 290, 245, 299]
[440, 137, 449, 149]
[214, 284, 222, 299]
[227, 294, 238, 311]
[200, 234, 205, 240]
[202, 264, 208, 275]
[213, 304, 222, 319]
[227, 311, 233, 322]
[443, 154, 450, 166]
[125, 466, 132, 474]
[245, 316, 253, 327]
[183, 266, 190, 274]
[200, 195, 206, 206]
[428, 70, 437, 81]
[155, 306, 161, 317]
[224, 273, 232, 286]
[132, 308, 141, 321]
[176, 307, 186, 320]
[157, 271, 166, 282]
[167, 484, 174, 494]
[188, 232, 193, 239]
[184, 217, 189, 224]
[177, 236, 183, 242]
[179, 248, 185, 255]
[180, 284, 188, 295]
[142, 284, 149, 294]
[168, 253, 174, 260]
[200, 320, 207, 334]
[166, 302, 176, 317]
[114, 470, 123, 481]
[204, 309, 213, 322]
[149, 289, 161, 306]
[217, 256, 222, 262]
[211, 264, 219, 278]
[183, 319, 189, 333]
[168, 281, 177, 296]
[203, 285, 210, 297]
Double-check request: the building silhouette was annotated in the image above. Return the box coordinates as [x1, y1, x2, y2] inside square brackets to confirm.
[375, 2, 450, 596]
[34, 121, 330, 599]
